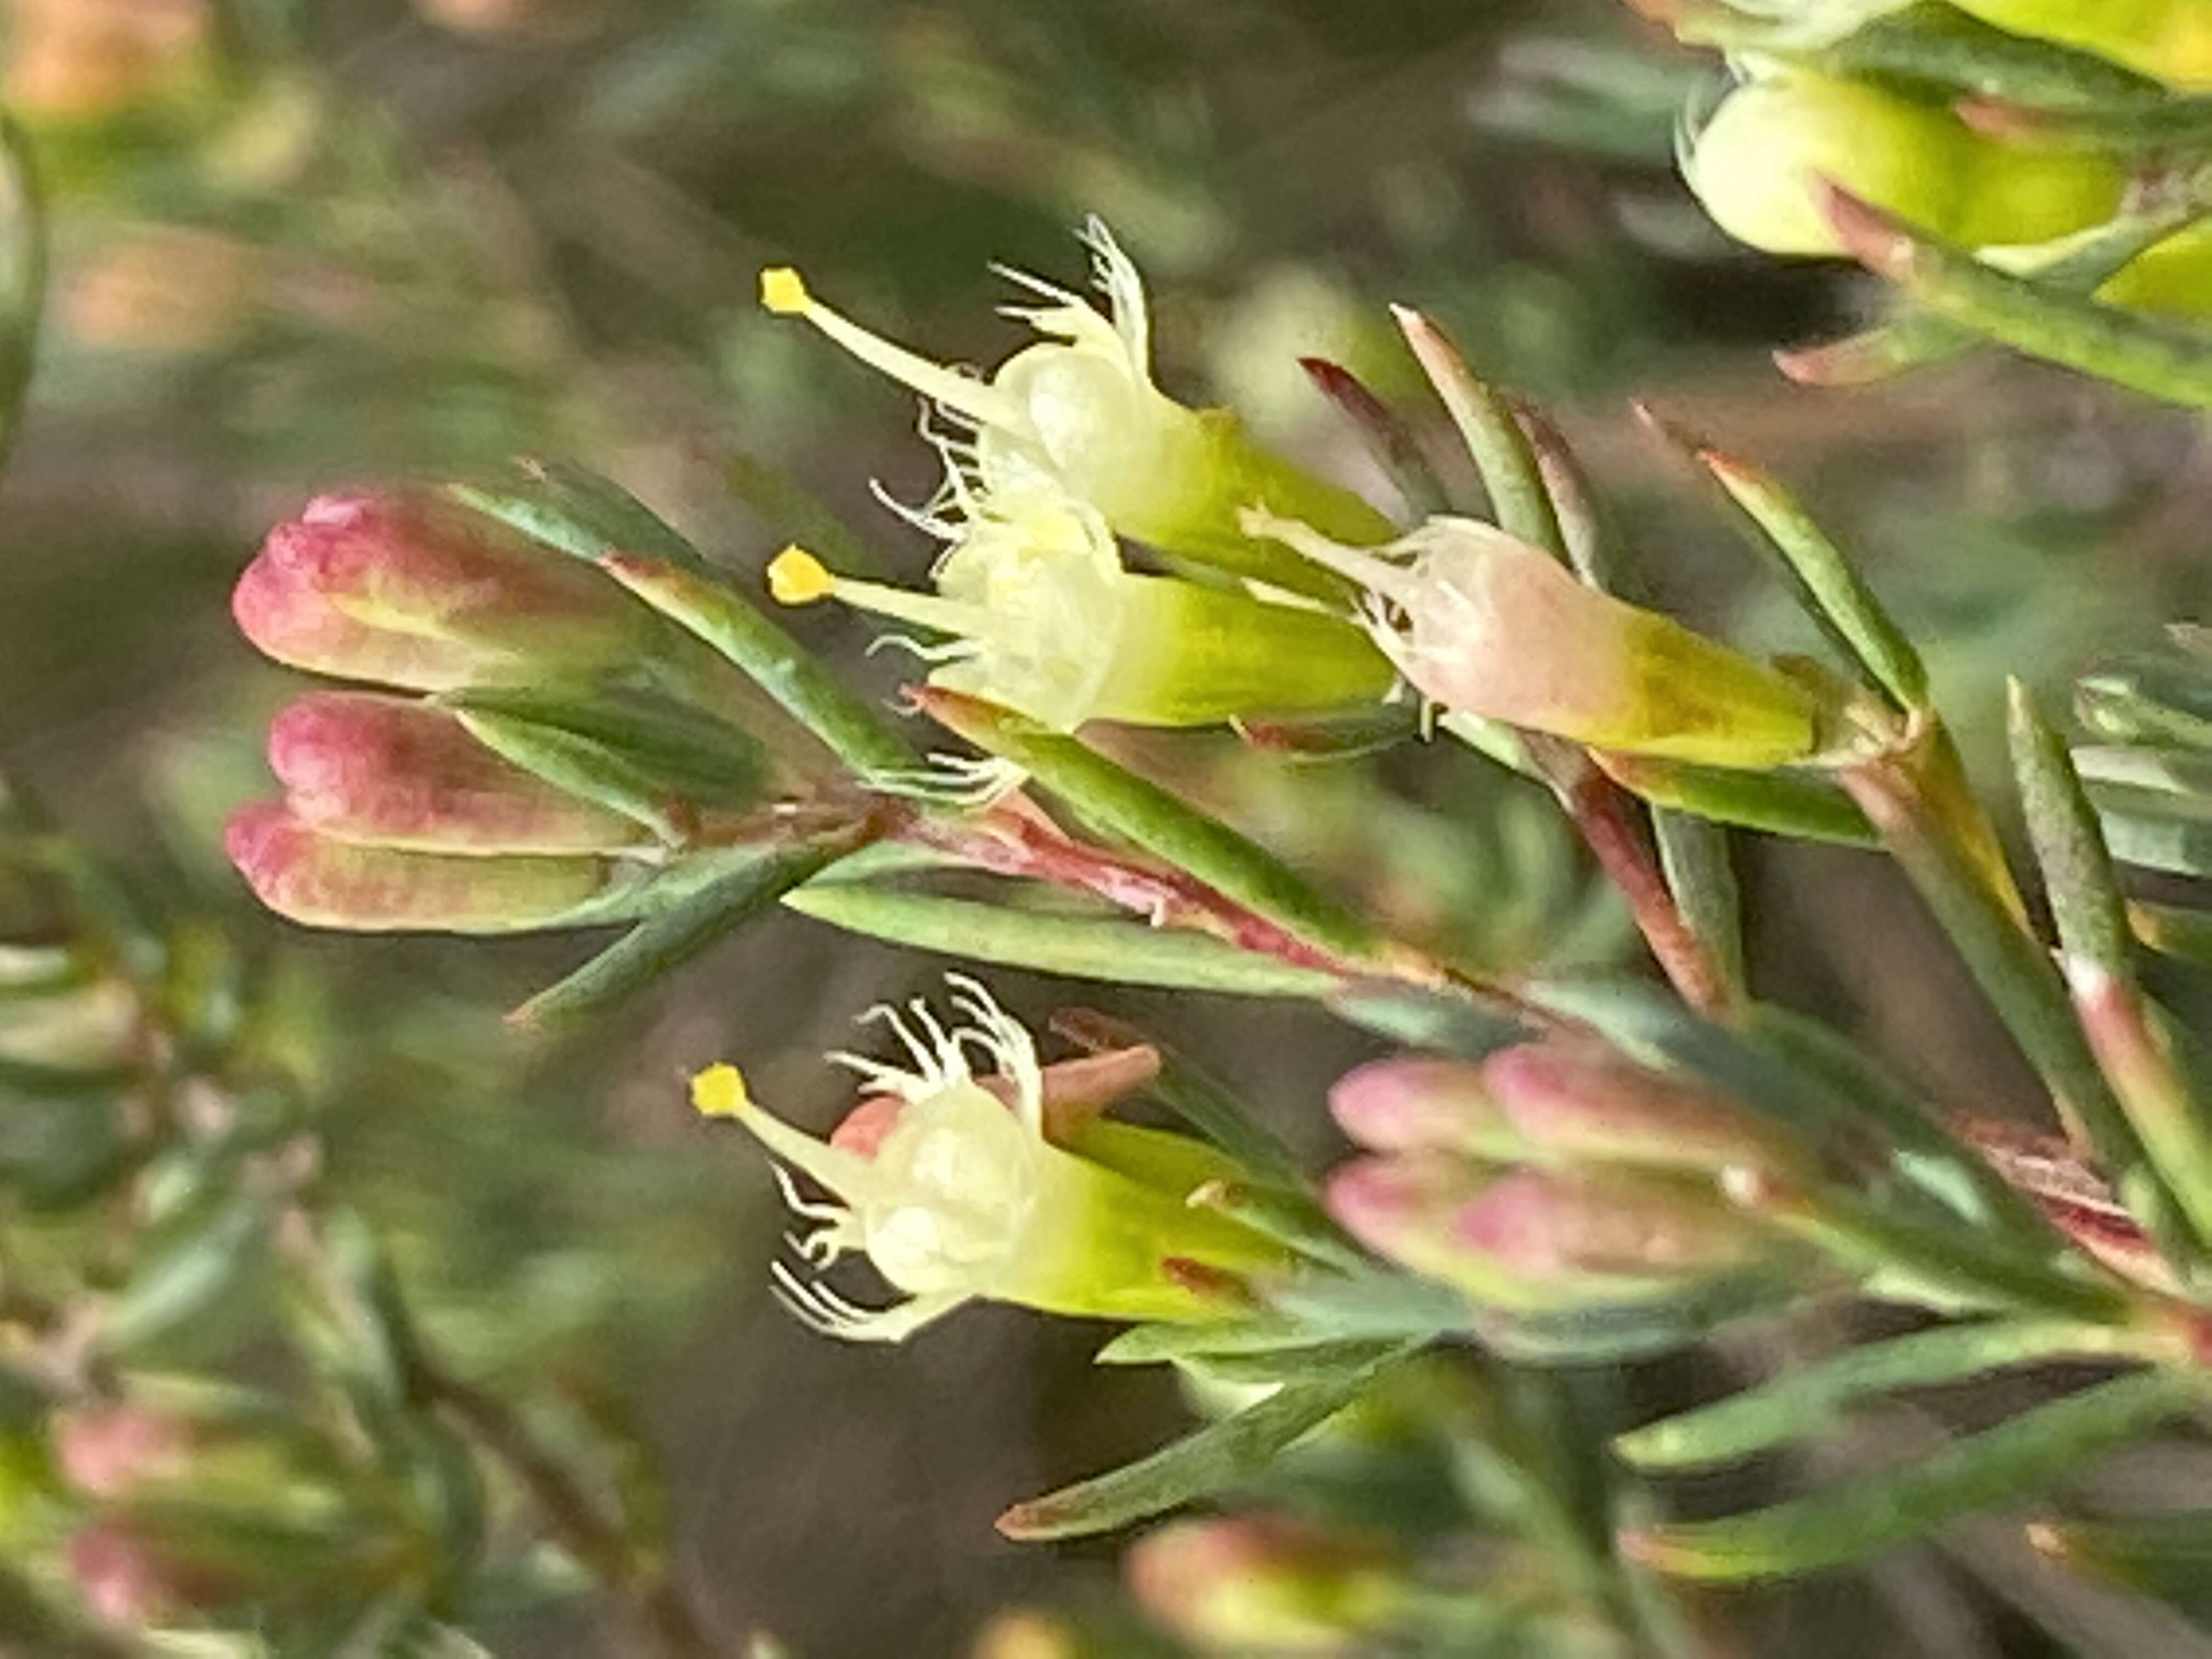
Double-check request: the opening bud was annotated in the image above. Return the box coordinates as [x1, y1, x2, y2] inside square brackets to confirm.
[692, 977, 1286, 1341]
[233, 493, 674, 691]
[765, 478, 1389, 732]
[224, 801, 635, 933]
[266, 691, 643, 854]
[1249, 511, 1819, 768]
[760, 221, 1393, 597]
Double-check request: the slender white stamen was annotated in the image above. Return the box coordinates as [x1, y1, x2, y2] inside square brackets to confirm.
[761, 270, 1025, 433]
[1240, 507, 1419, 603]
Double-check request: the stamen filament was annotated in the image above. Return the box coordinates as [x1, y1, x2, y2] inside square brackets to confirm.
[1239, 507, 1419, 603]
[759, 267, 1024, 432]
[768, 546, 1000, 645]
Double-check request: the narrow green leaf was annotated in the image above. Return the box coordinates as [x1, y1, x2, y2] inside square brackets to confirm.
[600, 551, 915, 780]
[453, 709, 691, 843]
[1514, 402, 1621, 589]
[1168, 1345, 1400, 1389]
[1593, 754, 1877, 846]
[2038, 1511, 2212, 1607]
[914, 689, 1384, 966]
[1654, 809, 1744, 1003]
[1260, 1268, 1480, 1343]
[0, 119, 41, 471]
[1297, 357, 1447, 520]
[782, 883, 1344, 997]
[1095, 1315, 1338, 1365]
[2091, 788, 2212, 877]
[98, 1198, 269, 1357]
[2010, 682, 2135, 981]
[1839, 747, 2176, 1257]
[1462, 1268, 1804, 1365]
[1747, 1005, 2067, 1256]
[437, 685, 769, 811]
[2015, 684, 2212, 1248]
[1625, 1369, 2200, 1581]
[2076, 744, 2212, 799]
[995, 1344, 1416, 1540]
[1440, 711, 1538, 778]
[514, 838, 856, 1027]
[1190, 1182, 1369, 1274]
[1322, 980, 1531, 1058]
[1780, 180, 2209, 387]
[2079, 664, 2212, 749]
[452, 460, 707, 572]
[2130, 900, 2212, 966]
[1690, 441, 1927, 708]
[1393, 307, 1563, 555]
[1812, 4, 2162, 108]
[1822, 187, 2212, 408]
[1234, 705, 1420, 763]
[1617, 1318, 2148, 1470]
[1052, 1009, 1310, 1188]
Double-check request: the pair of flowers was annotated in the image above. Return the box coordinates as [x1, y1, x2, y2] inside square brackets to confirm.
[759, 222, 1821, 769]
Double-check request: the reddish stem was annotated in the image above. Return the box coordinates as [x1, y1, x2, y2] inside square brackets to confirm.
[1550, 753, 1735, 1017]
[909, 804, 1356, 977]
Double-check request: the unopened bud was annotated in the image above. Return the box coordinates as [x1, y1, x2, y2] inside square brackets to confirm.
[1328, 1056, 1532, 1160]
[1249, 511, 1817, 768]
[225, 801, 633, 933]
[1684, 70, 2123, 258]
[1125, 1514, 1402, 1655]
[1328, 1155, 1770, 1307]
[234, 494, 670, 691]
[267, 691, 641, 854]
[1480, 1039, 1805, 1182]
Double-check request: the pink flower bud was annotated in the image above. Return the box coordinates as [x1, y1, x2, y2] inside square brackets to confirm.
[225, 801, 628, 932]
[1327, 1155, 1770, 1307]
[234, 494, 666, 691]
[1452, 1167, 1769, 1283]
[53, 1404, 190, 1500]
[1479, 1040, 1804, 1182]
[267, 691, 640, 853]
[1125, 1514, 1401, 1654]
[1328, 1056, 1531, 1159]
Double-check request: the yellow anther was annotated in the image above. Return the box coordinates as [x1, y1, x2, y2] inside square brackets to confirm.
[759, 267, 811, 315]
[766, 545, 837, 606]
[691, 1062, 750, 1119]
